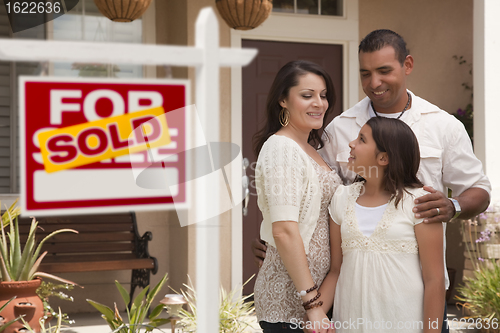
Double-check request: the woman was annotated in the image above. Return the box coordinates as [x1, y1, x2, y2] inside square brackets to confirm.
[323, 117, 444, 332]
[253, 60, 342, 333]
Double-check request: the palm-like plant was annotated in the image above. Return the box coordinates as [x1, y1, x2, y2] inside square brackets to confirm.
[87, 272, 170, 333]
[456, 262, 500, 322]
[0, 201, 20, 229]
[0, 203, 78, 283]
[21, 308, 64, 333]
[176, 275, 256, 333]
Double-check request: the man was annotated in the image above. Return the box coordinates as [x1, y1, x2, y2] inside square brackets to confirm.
[252, 29, 491, 332]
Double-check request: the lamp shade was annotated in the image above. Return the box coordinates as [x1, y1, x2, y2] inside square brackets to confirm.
[216, 0, 273, 30]
[93, 0, 152, 22]
[160, 294, 188, 317]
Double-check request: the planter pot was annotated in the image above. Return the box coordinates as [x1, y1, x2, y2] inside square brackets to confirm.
[216, 0, 273, 30]
[93, 0, 152, 22]
[0, 278, 44, 333]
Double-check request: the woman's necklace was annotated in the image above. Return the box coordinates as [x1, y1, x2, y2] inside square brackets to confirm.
[371, 92, 412, 120]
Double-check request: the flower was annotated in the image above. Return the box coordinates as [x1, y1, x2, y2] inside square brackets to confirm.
[455, 104, 473, 120]
[475, 229, 492, 243]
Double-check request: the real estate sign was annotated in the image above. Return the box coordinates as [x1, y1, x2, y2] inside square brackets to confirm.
[20, 77, 189, 216]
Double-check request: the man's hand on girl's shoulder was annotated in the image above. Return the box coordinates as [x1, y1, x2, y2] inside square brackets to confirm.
[413, 186, 454, 223]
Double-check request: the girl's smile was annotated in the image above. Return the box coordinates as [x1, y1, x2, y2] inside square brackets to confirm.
[348, 124, 385, 178]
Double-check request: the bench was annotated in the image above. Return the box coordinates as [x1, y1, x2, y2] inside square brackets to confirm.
[18, 212, 158, 302]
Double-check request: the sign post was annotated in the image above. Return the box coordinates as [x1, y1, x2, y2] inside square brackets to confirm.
[195, 9, 220, 331]
[0, 7, 256, 333]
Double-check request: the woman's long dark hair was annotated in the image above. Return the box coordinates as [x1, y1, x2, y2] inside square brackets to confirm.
[367, 117, 423, 207]
[253, 60, 336, 156]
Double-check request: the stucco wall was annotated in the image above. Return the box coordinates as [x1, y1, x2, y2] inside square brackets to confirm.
[359, 0, 473, 114]
[359, 0, 474, 303]
[53, 0, 472, 315]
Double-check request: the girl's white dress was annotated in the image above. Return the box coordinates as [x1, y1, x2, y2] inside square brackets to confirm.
[330, 182, 430, 333]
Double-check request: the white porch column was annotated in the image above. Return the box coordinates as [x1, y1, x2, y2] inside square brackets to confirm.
[473, 0, 500, 202]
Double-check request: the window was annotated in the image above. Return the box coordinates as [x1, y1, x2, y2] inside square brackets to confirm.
[0, 0, 151, 194]
[272, 0, 343, 16]
[52, 0, 143, 78]
[0, 4, 47, 194]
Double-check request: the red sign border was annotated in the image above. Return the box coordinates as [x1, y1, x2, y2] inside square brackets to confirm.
[19, 76, 190, 216]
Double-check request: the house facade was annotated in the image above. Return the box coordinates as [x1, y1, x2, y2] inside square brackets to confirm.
[0, 0, 497, 312]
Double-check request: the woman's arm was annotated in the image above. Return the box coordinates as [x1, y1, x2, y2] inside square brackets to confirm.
[273, 221, 333, 333]
[414, 222, 445, 333]
[317, 217, 342, 314]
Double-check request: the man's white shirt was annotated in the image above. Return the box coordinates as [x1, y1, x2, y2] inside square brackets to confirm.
[319, 90, 492, 289]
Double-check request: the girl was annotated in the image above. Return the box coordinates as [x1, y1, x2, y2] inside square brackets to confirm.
[320, 117, 444, 333]
[253, 60, 342, 333]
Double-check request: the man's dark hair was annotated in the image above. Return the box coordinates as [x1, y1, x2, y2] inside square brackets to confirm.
[359, 29, 409, 66]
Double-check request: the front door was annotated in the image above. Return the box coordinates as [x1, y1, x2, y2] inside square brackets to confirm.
[241, 39, 343, 295]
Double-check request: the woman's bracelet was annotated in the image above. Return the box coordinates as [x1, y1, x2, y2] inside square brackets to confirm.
[304, 300, 323, 311]
[296, 283, 318, 297]
[302, 292, 321, 307]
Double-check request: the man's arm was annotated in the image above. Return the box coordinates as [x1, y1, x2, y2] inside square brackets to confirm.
[414, 114, 491, 223]
[251, 238, 267, 267]
[413, 186, 490, 223]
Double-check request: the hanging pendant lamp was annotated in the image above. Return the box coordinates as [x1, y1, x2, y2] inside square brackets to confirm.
[93, 0, 153, 22]
[216, 0, 273, 30]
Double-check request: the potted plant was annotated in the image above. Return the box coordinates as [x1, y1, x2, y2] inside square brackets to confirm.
[21, 308, 64, 333]
[456, 263, 500, 333]
[457, 206, 500, 332]
[0, 297, 23, 333]
[36, 281, 75, 325]
[0, 202, 78, 333]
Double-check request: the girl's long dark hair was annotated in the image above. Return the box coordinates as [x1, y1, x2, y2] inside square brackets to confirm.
[367, 117, 423, 207]
[253, 60, 336, 156]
